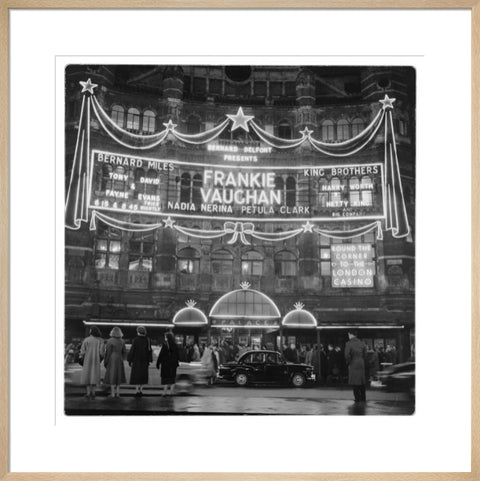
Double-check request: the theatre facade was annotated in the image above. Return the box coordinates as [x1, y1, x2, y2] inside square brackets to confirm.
[64, 65, 415, 361]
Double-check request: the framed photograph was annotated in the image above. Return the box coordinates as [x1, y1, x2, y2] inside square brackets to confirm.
[1, 3, 477, 480]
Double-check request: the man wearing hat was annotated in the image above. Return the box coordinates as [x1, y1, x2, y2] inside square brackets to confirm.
[344, 329, 368, 402]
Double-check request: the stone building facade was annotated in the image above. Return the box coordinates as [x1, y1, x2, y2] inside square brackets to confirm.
[65, 65, 415, 362]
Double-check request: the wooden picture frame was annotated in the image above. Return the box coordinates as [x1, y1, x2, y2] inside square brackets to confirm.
[0, 2, 477, 480]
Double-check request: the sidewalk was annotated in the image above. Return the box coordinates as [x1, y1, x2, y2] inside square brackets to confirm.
[64, 386, 414, 416]
[65, 383, 411, 402]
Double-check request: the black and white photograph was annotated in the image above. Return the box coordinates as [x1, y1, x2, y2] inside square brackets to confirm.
[64, 64, 415, 416]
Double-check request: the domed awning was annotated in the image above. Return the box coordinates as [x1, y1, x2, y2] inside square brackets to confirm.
[209, 283, 281, 319]
[282, 303, 317, 328]
[173, 300, 208, 326]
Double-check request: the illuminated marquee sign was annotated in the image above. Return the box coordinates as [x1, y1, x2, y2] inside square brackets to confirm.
[331, 244, 375, 288]
[89, 150, 385, 222]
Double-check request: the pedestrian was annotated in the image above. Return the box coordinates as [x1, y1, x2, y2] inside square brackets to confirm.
[79, 326, 105, 399]
[344, 330, 368, 402]
[156, 331, 180, 396]
[127, 325, 153, 397]
[298, 345, 307, 364]
[305, 345, 313, 366]
[104, 326, 127, 398]
[284, 343, 298, 363]
[201, 344, 217, 385]
[64, 341, 76, 366]
[192, 343, 201, 362]
[367, 346, 380, 383]
[311, 344, 321, 383]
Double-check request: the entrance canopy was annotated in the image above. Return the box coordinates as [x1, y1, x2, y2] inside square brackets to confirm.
[173, 303, 208, 326]
[209, 284, 281, 319]
[282, 305, 317, 328]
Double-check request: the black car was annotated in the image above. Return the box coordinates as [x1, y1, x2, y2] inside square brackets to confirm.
[218, 350, 316, 387]
[375, 361, 415, 398]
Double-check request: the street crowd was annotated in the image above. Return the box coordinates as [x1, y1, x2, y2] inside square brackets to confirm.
[65, 326, 400, 400]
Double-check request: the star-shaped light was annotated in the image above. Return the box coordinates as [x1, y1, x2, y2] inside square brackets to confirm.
[379, 94, 396, 110]
[299, 126, 313, 138]
[164, 216, 175, 228]
[79, 78, 98, 94]
[227, 107, 254, 132]
[163, 120, 177, 131]
[302, 221, 314, 233]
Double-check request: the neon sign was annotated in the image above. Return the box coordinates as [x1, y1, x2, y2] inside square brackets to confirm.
[331, 244, 375, 288]
[89, 149, 385, 223]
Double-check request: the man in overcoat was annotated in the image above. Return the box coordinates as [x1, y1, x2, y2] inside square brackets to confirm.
[344, 329, 367, 402]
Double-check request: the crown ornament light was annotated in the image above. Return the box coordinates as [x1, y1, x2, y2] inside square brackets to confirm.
[294, 302, 305, 310]
[240, 281, 251, 290]
[185, 299, 197, 308]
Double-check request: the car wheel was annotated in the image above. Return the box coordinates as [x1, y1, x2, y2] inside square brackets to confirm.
[292, 373, 306, 387]
[235, 372, 248, 386]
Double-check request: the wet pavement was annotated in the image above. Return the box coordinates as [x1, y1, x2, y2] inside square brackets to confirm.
[64, 385, 414, 415]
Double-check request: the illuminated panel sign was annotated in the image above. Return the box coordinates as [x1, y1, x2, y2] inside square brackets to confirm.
[88, 150, 385, 222]
[331, 244, 375, 288]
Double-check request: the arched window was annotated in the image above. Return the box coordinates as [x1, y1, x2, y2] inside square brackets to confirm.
[318, 178, 328, 207]
[277, 120, 292, 139]
[330, 177, 342, 204]
[180, 172, 191, 203]
[286, 176, 296, 207]
[94, 225, 121, 270]
[134, 167, 145, 198]
[361, 176, 373, 205]
[274, 176, 284, 203]
[101, 164, 113, 191]
[241, 250, 263, 276]
[336, 119, 350, 141]
[274, 250, 297, 277]
[113, 165, 127, 192]
[186, 115, 201, 134]
[349, 176, 360, 205]
[178, 247, 200, 274]
[321, 120, 335, 142]
[142, 110, 156, 133]
[212, 249, 233, 275]
[126, 107, 140, 131]
[129, 229, 154, 271]
[399, 119, 408, 136]
[145, 169, 159, 196]
[192, 174, 203, 207]
[351, 117, 365, 137]
[111, 105, 124, 127]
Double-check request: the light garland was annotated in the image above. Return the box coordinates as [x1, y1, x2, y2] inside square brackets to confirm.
[65, 80, 410, 240]
[89, 210, 384, 244]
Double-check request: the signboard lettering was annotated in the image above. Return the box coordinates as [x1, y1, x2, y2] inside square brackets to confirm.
[89, 150, 385, 222]
[331, 244, 375, 288]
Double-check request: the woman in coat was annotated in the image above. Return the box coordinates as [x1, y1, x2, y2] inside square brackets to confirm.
[156, 332, 179, 396]
[344, 330, 368, 402]
[127, 325, 152, 397]
[201, 345, 217, 385]
[79, 326, 105, 399]
[104, 326, 127, 398]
